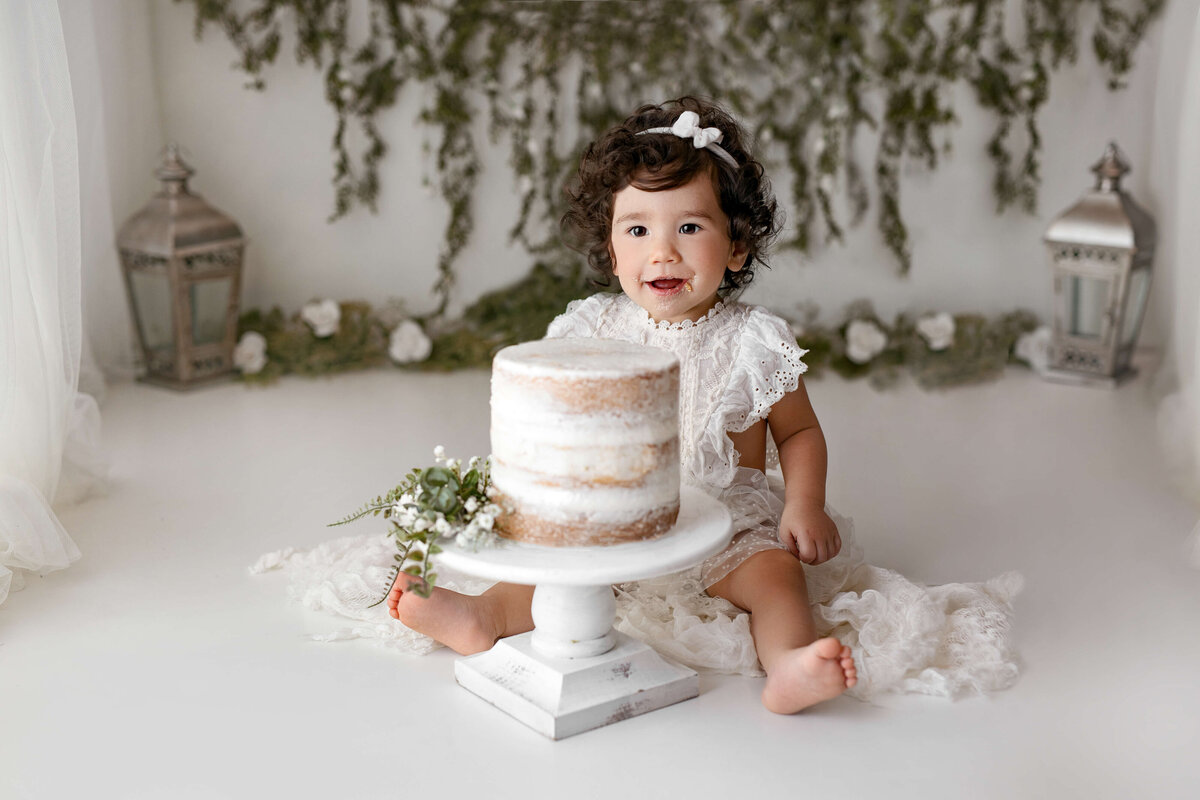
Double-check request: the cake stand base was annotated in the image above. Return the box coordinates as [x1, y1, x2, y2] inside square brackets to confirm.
[454, 630, 698, 740]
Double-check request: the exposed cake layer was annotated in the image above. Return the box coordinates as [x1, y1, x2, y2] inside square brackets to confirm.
[491, 491, 680, 547]
[490, 338, 681, 547]
[490, 457, 680, 518]
[491, 432, 679, 485]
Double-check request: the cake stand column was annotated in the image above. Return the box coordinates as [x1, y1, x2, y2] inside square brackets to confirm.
[440, 487, 731, 740]
[530, 584, 616, 659]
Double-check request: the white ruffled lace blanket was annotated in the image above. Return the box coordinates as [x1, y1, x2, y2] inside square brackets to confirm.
[251, 508, 1022, 701]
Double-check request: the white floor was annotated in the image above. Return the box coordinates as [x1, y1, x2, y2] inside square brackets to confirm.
[3, 367, 1199, 799]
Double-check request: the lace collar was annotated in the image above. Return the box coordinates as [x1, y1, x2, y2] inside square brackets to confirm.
[635, 297, 730, 332]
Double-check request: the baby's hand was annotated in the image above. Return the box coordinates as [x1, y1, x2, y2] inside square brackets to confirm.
[778, 502, 841, 565]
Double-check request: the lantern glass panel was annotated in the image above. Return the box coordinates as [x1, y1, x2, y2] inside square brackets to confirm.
[190, 277, 232, 345]
[1066, 275, 1111, 339]
[128, 269, 175, 351]
[1120, 268, 1150, 348]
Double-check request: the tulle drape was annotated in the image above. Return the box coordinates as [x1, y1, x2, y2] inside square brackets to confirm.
[0, 0, 86, 604]
[1153, 6, 1200, 560]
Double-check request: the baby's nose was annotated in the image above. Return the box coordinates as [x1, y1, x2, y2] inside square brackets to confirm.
[650, 234, 680, 263]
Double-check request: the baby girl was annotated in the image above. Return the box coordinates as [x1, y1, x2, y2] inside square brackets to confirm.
[389, 96, 856, 714]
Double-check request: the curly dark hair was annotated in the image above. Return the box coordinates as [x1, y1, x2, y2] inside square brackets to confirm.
[562, 96, 781, 294]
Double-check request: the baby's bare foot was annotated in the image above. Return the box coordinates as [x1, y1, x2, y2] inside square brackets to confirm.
[389, 574, 502, 655]
[761, 637, 857, 714]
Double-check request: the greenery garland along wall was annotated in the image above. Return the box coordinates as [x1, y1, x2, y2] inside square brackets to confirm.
[188, 0, 1161, 388]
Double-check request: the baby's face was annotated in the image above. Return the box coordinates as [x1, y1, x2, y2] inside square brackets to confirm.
[609, 173, 746, 324]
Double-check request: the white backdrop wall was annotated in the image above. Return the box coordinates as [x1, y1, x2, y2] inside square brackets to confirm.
[115, 1, 1171, 364]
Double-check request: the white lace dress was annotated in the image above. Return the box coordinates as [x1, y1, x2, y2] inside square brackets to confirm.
[254, 293, 1022, 700]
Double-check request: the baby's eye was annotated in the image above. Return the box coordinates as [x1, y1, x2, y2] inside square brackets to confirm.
[628, 225, 648, 237]
[679, 223, 702, 234]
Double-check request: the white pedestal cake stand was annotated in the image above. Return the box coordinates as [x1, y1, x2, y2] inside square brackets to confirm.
[437, 486, 731, 740]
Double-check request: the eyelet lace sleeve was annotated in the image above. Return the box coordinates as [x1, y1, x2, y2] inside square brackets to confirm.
[544, 293, 616, 339]
[724, 307, 808, 435]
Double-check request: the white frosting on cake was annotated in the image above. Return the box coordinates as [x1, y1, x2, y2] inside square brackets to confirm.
[490, 338, 681, 542]
[492, 337, 677, 378]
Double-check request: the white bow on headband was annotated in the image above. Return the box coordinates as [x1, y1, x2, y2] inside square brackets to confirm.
[637, 111, 739, 168]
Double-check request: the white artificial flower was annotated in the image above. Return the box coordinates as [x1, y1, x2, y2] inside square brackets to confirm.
[447, 458, 461, 471]
[337, 68, 352, 83]
[468, 456, 481, 470]
[301, 299, 341, 338]
[413, 517, 430, 532]
[464, 496, 479, 513]
[916, 312, 956, 351]
[1014, 325, 1053, 374]
[389, 319, 432, 364]
[475, 512, 495, 530]
[434, 517, 452, 535]
[433, 445, 446, 461]
[233, 331, 267, 374]
[845, 319, 888, 364]
[818, 174, 835, 195]
[482, 503, 501, 517]
[339, 86, 355, 103]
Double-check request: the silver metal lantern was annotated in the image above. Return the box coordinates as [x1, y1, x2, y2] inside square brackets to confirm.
[117, 144, 245, 389]
[1042, 142, 1155, 387]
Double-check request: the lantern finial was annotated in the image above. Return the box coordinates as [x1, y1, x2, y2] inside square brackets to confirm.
[155, 142, 195, 195]
[1090, 142, 1130, 192]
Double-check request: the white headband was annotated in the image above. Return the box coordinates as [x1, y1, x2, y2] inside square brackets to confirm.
[636, 110, 739, 168]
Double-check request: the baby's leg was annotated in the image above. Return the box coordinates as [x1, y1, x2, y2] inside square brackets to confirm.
[707, 550, 856, 714]
[387, 574, 534, 655]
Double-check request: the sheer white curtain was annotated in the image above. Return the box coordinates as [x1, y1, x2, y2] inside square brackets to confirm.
[0, 0, 98, 605]
[1153, 4, 1200, 558]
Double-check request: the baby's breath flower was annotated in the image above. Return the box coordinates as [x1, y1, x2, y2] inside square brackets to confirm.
[433, 445, 446, 461]
[465, 496, 479, 513]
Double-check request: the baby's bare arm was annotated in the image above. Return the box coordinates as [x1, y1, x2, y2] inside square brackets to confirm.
[768, 380, 841, 564]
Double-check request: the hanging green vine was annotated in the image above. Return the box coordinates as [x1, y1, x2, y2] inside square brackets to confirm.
[184, 0, 1162, 312]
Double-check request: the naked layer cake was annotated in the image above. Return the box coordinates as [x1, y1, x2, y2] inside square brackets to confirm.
[489, 337, 680, 546]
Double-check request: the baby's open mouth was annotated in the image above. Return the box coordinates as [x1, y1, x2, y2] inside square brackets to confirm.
[647, 278, 685, 291]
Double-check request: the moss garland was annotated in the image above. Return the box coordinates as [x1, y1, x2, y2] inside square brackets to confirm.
[236, 271, 1041, 391]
